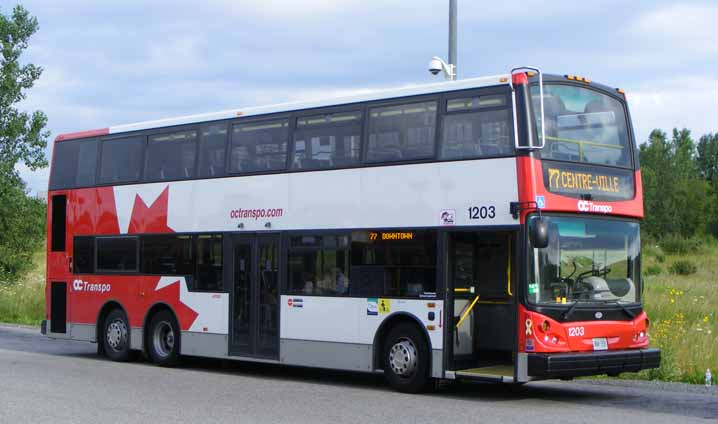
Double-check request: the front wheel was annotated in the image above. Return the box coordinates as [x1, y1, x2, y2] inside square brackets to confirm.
[102, 308, 132, 362]
[147, 310, 181, 366]
[383, 323, 431, 393]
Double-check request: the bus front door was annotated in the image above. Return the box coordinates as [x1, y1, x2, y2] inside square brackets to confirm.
[228, 234, 280, 359]
[447, 231, 516, 382]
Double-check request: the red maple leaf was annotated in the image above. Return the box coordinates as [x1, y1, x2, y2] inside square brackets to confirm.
[127, 187, 173, 234]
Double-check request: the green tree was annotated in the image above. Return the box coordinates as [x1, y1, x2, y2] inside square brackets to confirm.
[697, 133, 718, 235]
[639, 128, 710, 239]
[1, 5, 48, 178]
[0, 5, 48, 281]
[697, 133, 718, 182]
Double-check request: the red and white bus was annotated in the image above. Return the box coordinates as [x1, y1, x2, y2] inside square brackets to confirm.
[43, 67, 659, 392]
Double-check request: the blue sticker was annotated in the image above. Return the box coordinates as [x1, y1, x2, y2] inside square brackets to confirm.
[535, 195, 546, 209]
[367, 298, 378, 316]
[525, 338, 535, 352]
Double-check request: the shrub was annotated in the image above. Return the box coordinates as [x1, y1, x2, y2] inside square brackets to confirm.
[660, 236, 702, 255]
[669, 260, 698, 275]
[644, 264, 662, 276]
[656, 254, 666, 263]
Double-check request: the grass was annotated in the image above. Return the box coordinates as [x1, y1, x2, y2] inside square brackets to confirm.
[623, 240, 718, 384]
[1, 241, 716, 384]
[0, 250, 45, 326]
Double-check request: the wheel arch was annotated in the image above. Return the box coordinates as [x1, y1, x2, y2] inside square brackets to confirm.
[95, 299, 128, 353]
[372, 312, 433, 372]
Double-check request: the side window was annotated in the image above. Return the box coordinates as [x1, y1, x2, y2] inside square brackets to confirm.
[145, 130, 198, 181]
[141, 235, 193, 275]
[350, 230, 437, 297]
[287, 235, 349, 295]
[292, 111, 362, 170]
[440, 94, 512, 160]
[73, 237, 95, 273]
[367, 101, 437, 162]
[99, 136, 145, 184]
[229, 119, 288, 173]
[195, 234, 223, 291]
[198, 124, 228, 178]
[49, 138, 98, 189]
[96, 237, 138, 272]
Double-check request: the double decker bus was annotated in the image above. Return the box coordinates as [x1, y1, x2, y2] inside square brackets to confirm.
[44, 67, 659, 392]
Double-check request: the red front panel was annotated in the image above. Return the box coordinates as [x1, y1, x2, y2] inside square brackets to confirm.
[517, 305, 649, 353]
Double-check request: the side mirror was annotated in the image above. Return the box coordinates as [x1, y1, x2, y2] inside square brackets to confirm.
[530, 218, 549, 248]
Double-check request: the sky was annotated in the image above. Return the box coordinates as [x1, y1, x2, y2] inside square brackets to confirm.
[11, 0, 718, 194]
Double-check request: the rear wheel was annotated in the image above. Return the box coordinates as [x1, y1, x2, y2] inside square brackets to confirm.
[147, 310, 181, 366]
[383, 323, 431, 393]
[102, 308, 132, 362]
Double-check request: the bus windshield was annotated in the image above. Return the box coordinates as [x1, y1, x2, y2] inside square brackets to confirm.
[528, 216, 640, 305]
[532, 84, 632, 168]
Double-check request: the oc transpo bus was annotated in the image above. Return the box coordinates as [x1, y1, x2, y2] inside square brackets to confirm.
[43, 67, 660, 392]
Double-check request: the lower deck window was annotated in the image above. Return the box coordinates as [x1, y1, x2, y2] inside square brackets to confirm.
[96, 237, 138, 272]
[351, 230, 437, 297]
[287, 235, 349, 295]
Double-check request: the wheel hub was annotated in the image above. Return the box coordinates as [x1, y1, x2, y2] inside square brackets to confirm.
[389, 339, 418, 377]
[153, 321, 175, 358]
[107, 319, 128, 351]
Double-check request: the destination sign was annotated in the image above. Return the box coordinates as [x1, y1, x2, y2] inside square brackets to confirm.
[542, 161, 634, 200]
[369, 231, 415, 241]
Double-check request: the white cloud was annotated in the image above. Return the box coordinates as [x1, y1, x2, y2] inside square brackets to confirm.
[627, 74, 718, 143]
[631, 3, 718, 54]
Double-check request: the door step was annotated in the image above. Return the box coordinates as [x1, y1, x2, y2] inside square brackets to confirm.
[454, 364, 514, 383]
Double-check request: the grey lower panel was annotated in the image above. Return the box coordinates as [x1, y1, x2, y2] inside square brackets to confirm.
[45, 320, 71, 340]
[181, 331, 228, 358]
[130, 328, 143, 350]
[431, 349, 443, 378]
[71, 323, 96, 342]
[46, 322, 95, 342]
[281, 339, 373, 372]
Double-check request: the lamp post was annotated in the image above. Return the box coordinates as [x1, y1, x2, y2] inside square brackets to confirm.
[428, 0, 458, 81]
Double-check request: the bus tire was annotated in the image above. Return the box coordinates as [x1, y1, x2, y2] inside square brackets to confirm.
[383, 322, 431, 393]
[102, 308, 132, 362]
[147, 310, 181, 367]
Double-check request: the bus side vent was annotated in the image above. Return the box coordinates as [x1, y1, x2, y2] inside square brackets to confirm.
[50, 282, 67, 334]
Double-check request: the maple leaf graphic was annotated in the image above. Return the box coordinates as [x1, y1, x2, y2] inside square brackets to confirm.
[127, 187, 173, 234]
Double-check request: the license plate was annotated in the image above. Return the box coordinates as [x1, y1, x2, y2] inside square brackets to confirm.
[592, 337, 608, 351]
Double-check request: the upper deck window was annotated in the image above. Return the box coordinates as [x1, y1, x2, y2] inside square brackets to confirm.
[440, 95, 512, 160]
[99, 136, 145, 184]
[367, 101, 437, 163]
[292, 111, 362, 170]
[198, 124, 227, 178]
[50, 138, 98, 189]
[532, 84, 632, 168]
[145, 130, 198, 181]
[229, 120, 288, 173]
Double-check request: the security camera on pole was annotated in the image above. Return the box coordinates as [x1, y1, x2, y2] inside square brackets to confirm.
[428, 0, 457, 81]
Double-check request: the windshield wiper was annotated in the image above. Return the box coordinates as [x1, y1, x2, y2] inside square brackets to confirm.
[562, 299, 591, 320]
[602, 299, 636, 319]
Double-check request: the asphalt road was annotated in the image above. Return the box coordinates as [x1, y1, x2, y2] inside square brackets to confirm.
[0, 324, 716, 423]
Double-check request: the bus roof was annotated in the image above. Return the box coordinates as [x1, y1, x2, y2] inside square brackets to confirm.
[55, 73, 510, 142]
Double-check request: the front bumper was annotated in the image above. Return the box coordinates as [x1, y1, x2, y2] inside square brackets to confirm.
[528, 348, 661, 378]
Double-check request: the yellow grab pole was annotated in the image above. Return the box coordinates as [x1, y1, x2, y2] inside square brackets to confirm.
[455, 295, 480, 329]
